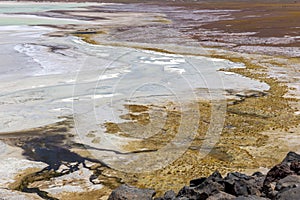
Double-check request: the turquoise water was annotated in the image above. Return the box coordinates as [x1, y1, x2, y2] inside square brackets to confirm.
[0, 15, 86, 26]
[0, 2, 96, 26]
[0, 2, 90, 14]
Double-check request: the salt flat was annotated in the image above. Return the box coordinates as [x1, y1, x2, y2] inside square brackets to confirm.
[0, 2, 299, 199]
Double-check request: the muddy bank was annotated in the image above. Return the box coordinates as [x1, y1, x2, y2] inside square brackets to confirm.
[54, 1, 300, 57]
[2, 118, 121, 199]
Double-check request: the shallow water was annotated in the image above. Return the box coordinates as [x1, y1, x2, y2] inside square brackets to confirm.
[0, 2, 106, 26]
[0, 2, 270, 172]
[0, 26, 268, 130]
[0, 2, 90, 13]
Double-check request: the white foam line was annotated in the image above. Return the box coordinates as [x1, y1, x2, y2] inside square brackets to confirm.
[60, 93, 119, 102]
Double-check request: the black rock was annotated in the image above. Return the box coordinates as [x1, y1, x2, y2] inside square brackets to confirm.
[154, 190, 176, 200]
[195, 181, 225, 196]
[177, 186, 202, 200]
[174, 197, 189, 200]
[290, 161, 300, 175]
[206, 191, 235, 200]
[192, 171, 225, 198]
[262, 152, 300, 198]
[225, 179, 248, 196]
[176, 185, 216, 200]
[235, 195, 269, 200]
[177, 171, 225, 199]
[275, 186, 300, 200]
[281, 152, 300, 164]
[190, 177, 207, 187]
[263, 163, 294, 187]
[226, 172, 251, 181]
[252, 172, 264, 177]
[108, 152, 300, 200]
[108, 184, 156, 200]
[206, 171, 224, 183]
[164, 190, 176, 200]
[248, 175, 265, 196]
[275, 175, 300, 191]
[224, 172, 262, 196]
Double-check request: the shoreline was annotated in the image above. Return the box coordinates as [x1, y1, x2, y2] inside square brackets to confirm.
[0, 1, 299, 199]
[108, 151, 300, 199]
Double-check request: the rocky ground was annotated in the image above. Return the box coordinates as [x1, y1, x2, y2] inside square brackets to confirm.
[108, 151, 300, 200]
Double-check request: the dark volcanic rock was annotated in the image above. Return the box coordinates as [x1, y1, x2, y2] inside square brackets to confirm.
[275, 175, 300, 191]
[224, 172, 263, 196]
[174, 197, 189, 200]
[194, 171, 225, 198]
[176, 171, 225, 200]
[291, 161, 300, 175]
[263, 163, 294, 187]
[190, 177, 207, 187]
[235, 196, 269, 200]
[108, 184, 156, 200]
[275, 186, 300, 200]
[154, 190, 176, 200]
[177, 186, 203, 200]
[163, 190, 176, 200]
[206, 191, 235, 200]
[252, 172, 264, 177]
[206, 171, 224, 183]
[263, 151, 300, 198]
[281, 152, 300, 164]
[195, 181, 225, 197]
[109, 152, 300, 200]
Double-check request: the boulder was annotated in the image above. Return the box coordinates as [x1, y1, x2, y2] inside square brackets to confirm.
[263, 151, 300, 198]
[290, 161, 300, 175]
[195, 181, 225, 196]
[224, 172, 262, 196]
[206, 171, 224, 183]
[174, 197, 189, 200]
[224, 179, 248, 196]
[275, 175, 300, 191]
[206, 191, 235, 200]
[177, 171, 225, 199]
[154, 190, 176, 200]
[263, 163, 294, 187]
[163, 190, 176, 200]
[252, 172, 264, 177]
[281, 152, 300, 164]
[275, 186, 300, 200]
[235, 195, 269, 200]
[108, 184, 156, 200]
[177, 186, 204, 200]
[190, 177, 207, 187]
[193, 171, 225, 197]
